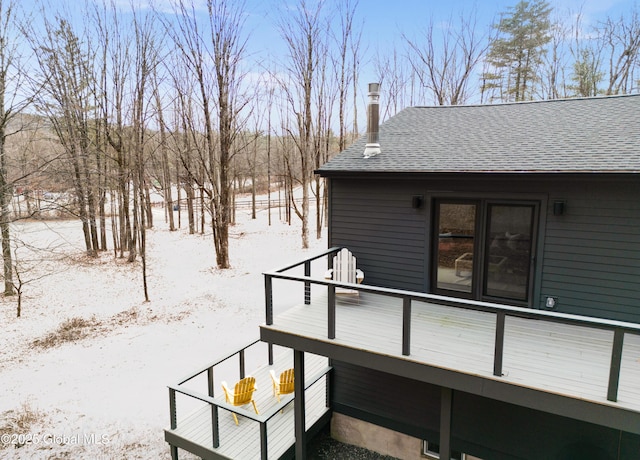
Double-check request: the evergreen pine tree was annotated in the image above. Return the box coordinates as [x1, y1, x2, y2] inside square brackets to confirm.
[483, 0, 552, 102]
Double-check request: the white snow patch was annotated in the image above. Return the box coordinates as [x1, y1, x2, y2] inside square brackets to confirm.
[0, 197, 326, 459]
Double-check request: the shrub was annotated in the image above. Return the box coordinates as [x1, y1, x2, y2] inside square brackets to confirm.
[32, 316, 100, 349]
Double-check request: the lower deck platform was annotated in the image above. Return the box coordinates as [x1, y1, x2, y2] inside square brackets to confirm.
[165, 350, 331, 459]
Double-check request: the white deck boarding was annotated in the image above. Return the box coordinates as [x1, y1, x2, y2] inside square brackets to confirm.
[267, 292, 640, 414]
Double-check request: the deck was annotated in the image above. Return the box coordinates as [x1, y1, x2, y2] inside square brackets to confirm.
[165, 346, 331, 459]
[261, 252, 640, 435]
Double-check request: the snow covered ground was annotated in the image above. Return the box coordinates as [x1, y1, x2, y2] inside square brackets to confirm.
[0, 197, 326, 459]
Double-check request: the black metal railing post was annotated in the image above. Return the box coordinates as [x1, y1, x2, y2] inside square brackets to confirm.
[207, 367, 214, 397]
[265, 274, 275, 365]
[607, 329, 625, 402]
[260, 422, 268, 460]
[402, 297, 411, 356]
[265, 275, 273, 325]
[325, 371, 331, 409]
[328, 285, 336, 339]
[304, 260, 311, 305]
[169, 387, 177, 430]
[239, 349, 246, 380]
[207, 366, 219, 449]
[493, 312, 506, 377]
[211, 405, 220, 448]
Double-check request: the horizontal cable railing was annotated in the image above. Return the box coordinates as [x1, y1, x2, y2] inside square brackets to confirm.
[263, 247, 640, 404]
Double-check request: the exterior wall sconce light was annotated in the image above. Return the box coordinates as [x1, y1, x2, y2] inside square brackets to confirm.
[412, 195, 424, 209]
[553, 200, 565, 216]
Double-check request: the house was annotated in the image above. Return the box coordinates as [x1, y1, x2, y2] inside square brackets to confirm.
[317, 87, 640, 321]
[165, 89, 640, 459]
[261, 88, 640, 459]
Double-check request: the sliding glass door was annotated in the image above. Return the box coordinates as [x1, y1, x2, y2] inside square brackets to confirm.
[484, 204, 534, 301]
[433, 199, 537, 305]
[435, 202, 477, 295]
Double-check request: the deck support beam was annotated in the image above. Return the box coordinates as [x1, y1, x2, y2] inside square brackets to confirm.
[439, 387, 453, 460]
[294, 350, 307, 459]
[260, 422, 268, 460]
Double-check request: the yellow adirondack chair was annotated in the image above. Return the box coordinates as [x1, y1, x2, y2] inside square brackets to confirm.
[221, 376, 259, 425]
[269, 368, 295, 402]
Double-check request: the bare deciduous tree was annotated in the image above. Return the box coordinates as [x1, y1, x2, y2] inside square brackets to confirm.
[30, 14, 101, 256]
[374, 47, 413, 120]
[539, 12, 570, 100]
[334, 0, 360, 151]
[129, 7, 160, 300]
[567, 10, 603, 97]
[600, 10, 640, 95]
[165, 0, 250, 268]
[93, 0, 136, 259]
[11, 236, 67, 317]
[0, 0, 29, 295]
[276, 0, 327, 249]
[207, 0, 251, 268]
[152, 67, 176, 232]
[404, 8, 488, 105]
[313, 26, 334, 239]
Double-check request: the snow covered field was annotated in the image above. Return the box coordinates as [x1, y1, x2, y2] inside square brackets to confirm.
[0, 198, 326, 459]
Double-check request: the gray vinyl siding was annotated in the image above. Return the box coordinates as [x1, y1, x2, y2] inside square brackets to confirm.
[331, 361, 440, 438]
[329, 179, 428, 292]
[325, 175, 640, 459]
[327, 175, 640, 323]
[540, 182, 640, 322]
[331, 361, 640, 460]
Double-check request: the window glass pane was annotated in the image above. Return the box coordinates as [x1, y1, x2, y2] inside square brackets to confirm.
[484, 205, 533, 300]
[437, 203, 476, 293]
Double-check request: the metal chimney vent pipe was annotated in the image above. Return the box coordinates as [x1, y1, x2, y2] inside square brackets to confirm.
[363, 82, 381, 158]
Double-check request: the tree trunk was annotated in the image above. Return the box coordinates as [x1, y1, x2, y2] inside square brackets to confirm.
[0, 123, 14, 295]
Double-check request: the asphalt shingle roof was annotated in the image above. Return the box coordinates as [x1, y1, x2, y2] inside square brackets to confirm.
[318, 94, 640, 175]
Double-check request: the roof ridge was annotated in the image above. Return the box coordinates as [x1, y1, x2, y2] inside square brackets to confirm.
[409, 93, 640, 110]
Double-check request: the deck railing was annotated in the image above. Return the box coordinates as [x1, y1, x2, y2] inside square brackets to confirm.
[167, 340, 331, 459]
[264, 246, 640, 403]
